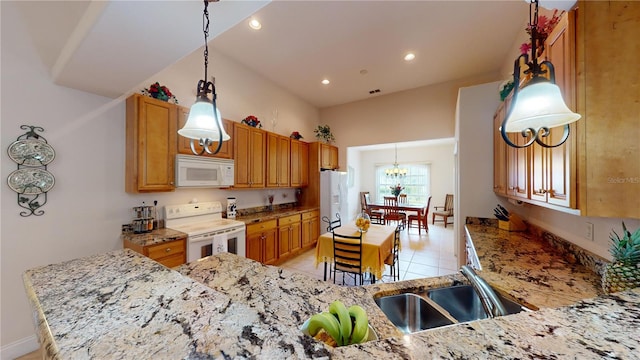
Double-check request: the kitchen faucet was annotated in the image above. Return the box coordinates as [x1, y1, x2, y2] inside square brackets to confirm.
[460, 265, 507, 318]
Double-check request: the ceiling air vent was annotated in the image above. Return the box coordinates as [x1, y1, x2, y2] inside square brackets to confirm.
[369, 89, 381, 94]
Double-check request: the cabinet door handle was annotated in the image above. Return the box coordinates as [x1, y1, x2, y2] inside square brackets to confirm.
[165, 248, 171, 252]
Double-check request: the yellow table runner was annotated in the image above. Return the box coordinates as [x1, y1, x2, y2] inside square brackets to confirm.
[315, 224, 396, 280]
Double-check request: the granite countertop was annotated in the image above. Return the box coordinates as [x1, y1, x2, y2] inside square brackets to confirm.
[235, 206, 318, 225]
[120, 227, 187, 247]
[463, 223, 604, 309]
[24, 224, 640, 359]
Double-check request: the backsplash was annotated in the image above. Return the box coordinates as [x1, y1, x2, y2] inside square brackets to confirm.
[466, 217, 609, 277]
[225, 202, 299, 218]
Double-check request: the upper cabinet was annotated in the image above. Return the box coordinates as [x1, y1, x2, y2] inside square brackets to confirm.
[576, 1, 640, 218]
[290, 139, 309, 188]
[234, 122, 266, 188]
[125, 94, 177, 193]
[266, 133, 291, 188]
[320, 143, 339, 170]
[177, 106, 234, 159]
[494, 3, 640, 219]
[493, 11, 577, 211]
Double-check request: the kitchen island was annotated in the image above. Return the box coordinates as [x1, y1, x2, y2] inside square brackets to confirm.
[24, 224, 640, 359]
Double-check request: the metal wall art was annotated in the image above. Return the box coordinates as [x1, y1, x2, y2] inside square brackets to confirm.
[7, 125, 55, 216]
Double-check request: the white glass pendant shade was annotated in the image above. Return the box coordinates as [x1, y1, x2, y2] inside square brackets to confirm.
[178, 101, 230, 141]
[504, 82, 581, 133]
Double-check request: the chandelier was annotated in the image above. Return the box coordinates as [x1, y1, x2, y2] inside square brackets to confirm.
[501, 0, 581, 149]
[385, 145, 407, 178]
[178, 0, 230, 155]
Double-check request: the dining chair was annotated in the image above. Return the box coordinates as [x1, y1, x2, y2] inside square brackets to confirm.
[362, 192, 384, 224]
[408, 196, 431, 235]
[332, 231, 365, 286]
[383, 196, 406, 230]
[432, 194, 454, 228]
[397, 193, 408, 218]
[322, 213, 342, 232]
[384, 225, 401, 281]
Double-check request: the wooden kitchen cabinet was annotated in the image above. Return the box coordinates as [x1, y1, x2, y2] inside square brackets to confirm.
[301, 210, 320, 249]
[123, 237, 186, 268]
[493, 101, 508, 196]
[494, 11, 577, 210]
[234, 122, 266, 188]
[290, 139, 309, 188]
[266, 133, 291, 188]
[529, 11, 577, 208]
[125, 94, 177, 193]
[246, 220, 278, 264]
[575, 2, 640, 218]
[277, 214, 301, 260]
[177, 106, 234, 159]
[320, 143, 339, 170]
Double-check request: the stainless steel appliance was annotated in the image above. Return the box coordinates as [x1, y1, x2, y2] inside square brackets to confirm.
[175, 155, 234, 188]
[164, 201, 246, 262]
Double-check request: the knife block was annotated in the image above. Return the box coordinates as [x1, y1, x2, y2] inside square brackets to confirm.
[498, 214, 527, 232]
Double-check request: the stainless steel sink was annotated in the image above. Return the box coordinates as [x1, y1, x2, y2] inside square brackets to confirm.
[374, 293, 454, 334]
[424, 285, 526, 323]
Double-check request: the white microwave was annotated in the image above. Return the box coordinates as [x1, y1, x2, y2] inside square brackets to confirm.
[175, 155, 234, 188]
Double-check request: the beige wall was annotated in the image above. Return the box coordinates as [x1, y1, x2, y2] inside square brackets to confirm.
[319, 73, 500, 168]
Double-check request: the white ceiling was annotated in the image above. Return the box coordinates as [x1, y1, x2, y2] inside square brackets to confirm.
[14, 0, 537, 108]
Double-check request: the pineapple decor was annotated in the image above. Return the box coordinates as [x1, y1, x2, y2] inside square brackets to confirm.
[602, 222, 640, 294]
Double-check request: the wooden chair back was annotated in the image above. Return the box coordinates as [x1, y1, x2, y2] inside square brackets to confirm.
[398, 193, 408, 204]
[359, 192, 368, 212]
[423, 196, 433, 219]
[383, 196, 401, 218]
[443, 194, 454, 212]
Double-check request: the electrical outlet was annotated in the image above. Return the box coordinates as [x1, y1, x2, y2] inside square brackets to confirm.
[585, 222, 594, 241]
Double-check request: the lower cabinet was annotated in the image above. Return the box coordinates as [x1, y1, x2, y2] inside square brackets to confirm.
[278, 214, 301, 260]
[301, 210, 320, 248]
[246, 220, 278, 265]
[123, 237, 186, 268]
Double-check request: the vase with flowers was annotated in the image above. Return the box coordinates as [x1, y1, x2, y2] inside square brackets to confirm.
[241, 115, 262, 128]
[390, 184, 404, 198]
[520, 9, 563, 58]
[290, 131, 303, 140]
[141, 82, 178, 104]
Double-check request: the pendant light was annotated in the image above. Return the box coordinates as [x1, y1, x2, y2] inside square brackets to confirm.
[178, 0, 230, 155]
[501, 0, 581, 149]
[385, 145, 408, 178]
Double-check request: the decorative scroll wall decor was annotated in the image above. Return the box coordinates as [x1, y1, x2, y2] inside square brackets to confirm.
[7, 125, 55, 216]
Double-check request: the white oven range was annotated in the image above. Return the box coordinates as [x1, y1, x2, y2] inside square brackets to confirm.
[164, 201, 246, 262]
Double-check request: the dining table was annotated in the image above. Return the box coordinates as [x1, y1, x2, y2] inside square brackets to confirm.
[315, 223, 396, 283]
[367, 201, 426, 228]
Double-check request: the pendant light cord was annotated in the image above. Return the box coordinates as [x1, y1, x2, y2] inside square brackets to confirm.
[202, 0, 209, 84]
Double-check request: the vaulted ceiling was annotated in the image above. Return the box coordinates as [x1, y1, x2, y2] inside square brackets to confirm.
[14, 1, 571, 108]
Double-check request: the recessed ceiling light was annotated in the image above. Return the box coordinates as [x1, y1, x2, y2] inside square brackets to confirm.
[404, 52, 416, 61]
[321, 79, 330, 85]
[249, 18, 262, 30]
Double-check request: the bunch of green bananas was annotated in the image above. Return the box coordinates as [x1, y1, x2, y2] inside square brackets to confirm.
[302, 300, 369, 346]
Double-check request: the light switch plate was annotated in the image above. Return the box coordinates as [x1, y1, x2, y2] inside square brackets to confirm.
[585, 222, 594, 241]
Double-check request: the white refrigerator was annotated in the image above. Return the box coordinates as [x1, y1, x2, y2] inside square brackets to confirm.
[320, 170, 349, 230]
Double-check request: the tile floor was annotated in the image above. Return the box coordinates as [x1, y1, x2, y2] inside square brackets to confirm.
[280, 221, 458, 285]
[15, 222, 457, 360]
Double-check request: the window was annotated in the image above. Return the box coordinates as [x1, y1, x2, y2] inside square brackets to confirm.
[375, 164, 431, 204]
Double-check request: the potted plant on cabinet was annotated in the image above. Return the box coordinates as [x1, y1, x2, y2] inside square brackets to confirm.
[602, 222, 640, 293]
[314, 125, 335, 143]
